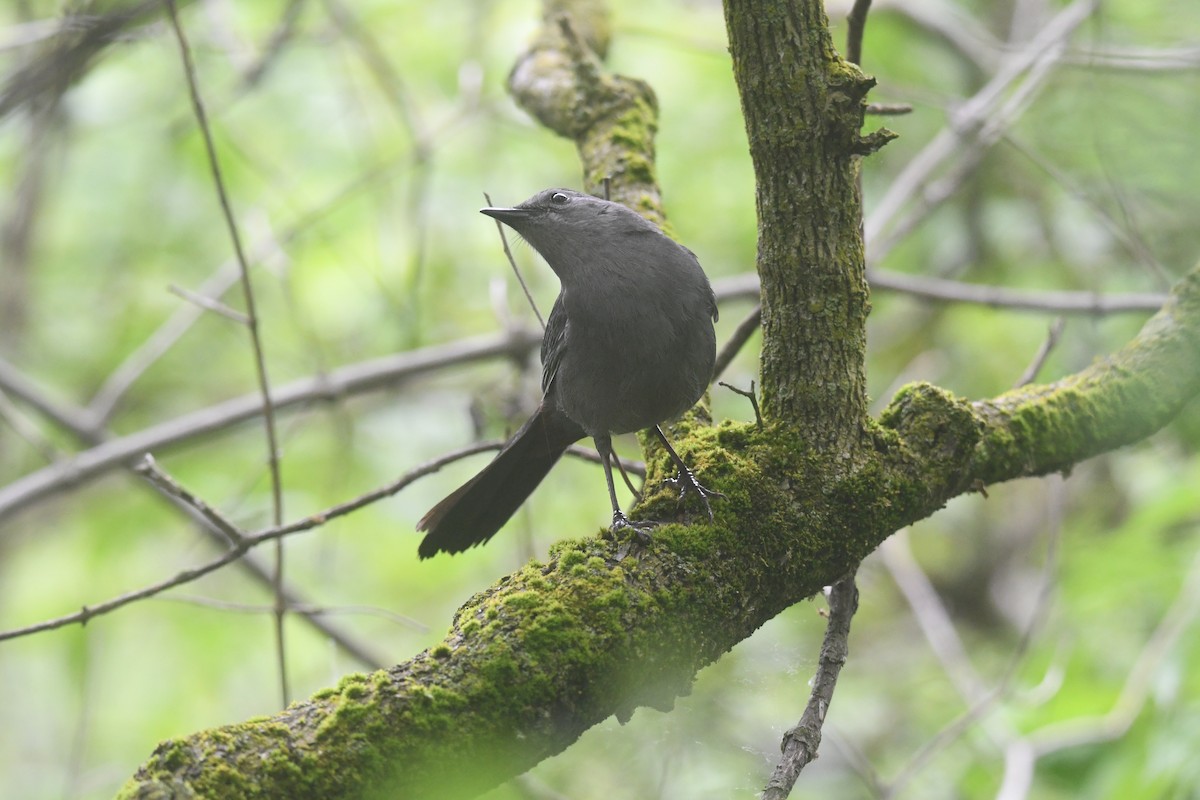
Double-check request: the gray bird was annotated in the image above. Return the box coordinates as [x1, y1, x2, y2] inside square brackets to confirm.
[417, 188, 721, 558]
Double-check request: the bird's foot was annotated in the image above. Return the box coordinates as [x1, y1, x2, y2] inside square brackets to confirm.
[610, 511, 658, 545]
[664, 467, 725, 522]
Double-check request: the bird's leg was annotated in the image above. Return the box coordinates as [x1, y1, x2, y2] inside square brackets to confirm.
[612, 451, 643, 502]
[653, 425, 725, 522]
[595, 434, 655, 542]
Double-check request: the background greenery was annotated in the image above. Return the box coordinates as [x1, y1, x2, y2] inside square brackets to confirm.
[1, 0, 1198, 797]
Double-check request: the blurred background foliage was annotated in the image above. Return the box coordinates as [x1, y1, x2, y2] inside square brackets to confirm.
[1, 0, 1198, 798]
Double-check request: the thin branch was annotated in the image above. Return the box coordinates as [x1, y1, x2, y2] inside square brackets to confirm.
[712, 302, 761, 380]
[1000, 136, 1168, 284]
[0, 440, 500, 645]
[241, 0, 308, 89]
[1028, 548, 1200, 756]
[485, 191, 545, 329]
[864, 271, 1166, 314]
[0, 386, 59, 463]
[134, 454, 246, 545]
[157, 595, 427, 632]
[165, 0, 290, 705]
[167, 282, 250, 324]
[0, 373, 389, 672]
[1015, 318, 1065, 387]
[845, 0, 874, 67]
[762, 576, 860, 799]
[865, 0, 1097, 250]
[712, 272, 1167, 315]
[87, 150, 411, 424]
[881, 479, 1064, 798]
[0, 329, 541, 523]
[718, 380, 761, 428]
[880, 531, 990, 706]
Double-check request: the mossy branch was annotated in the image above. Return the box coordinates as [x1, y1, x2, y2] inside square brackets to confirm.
[506, 0, 666, 224]
[879, 264, 1200, 495]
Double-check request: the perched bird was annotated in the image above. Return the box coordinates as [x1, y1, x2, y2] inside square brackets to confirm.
[418, 188, 720, 558]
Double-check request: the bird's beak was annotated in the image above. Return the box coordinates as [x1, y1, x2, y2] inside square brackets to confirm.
[480, 206, 531, 222]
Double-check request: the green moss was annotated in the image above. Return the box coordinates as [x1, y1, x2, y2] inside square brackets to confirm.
[558, 548, 587, 568]
[502, 591, 545, 611]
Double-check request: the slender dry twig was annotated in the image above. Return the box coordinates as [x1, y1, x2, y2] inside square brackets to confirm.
[0, 440, 501, 644]
[0, 387, 59, 462]
[762, 577, 860, 799]
[0, 373, 390, 670]
[862, 271, 1165, 314]
[712, 302, 761, 380]
[164, 0, 290, 703]
[845, 0, 874, 67]
[880, 530, 990, 706]
[87, 152, 410, 425]
[167, 282, 250, 324]
[485, 191, 545, 329]
[712, 272, 1167, 315]
[241, 0, 308, 89]
[718, 380, 761, 428]
[1015, 318, 1065, 387]
[1027, 549, 1200, 756]
[882, 480, 1065, 798]
[0, 329, 541, 523]
[1000, 135, 1168, 282]
[865, 0, 1097, 250]
[134, 454, 246, 545]
[991, 548, 1200, 799]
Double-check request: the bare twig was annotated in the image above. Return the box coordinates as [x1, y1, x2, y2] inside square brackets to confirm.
[1015, 318, 1065, 387]
[1027, 549, 1200, 756]
[87, 152, 411, 425]
[845, 0, 874, 66]
[167, 283, 250, 324]
[0, 387, 59, 462]
[865, 102, 913, 116]
[880, 530, 989, 706]
[882, 480, 1065, 797]
[762, 576, 860, 799]
[0, 329, 541, 523]
[863, 271, 1165, 314]
[0, 371, 390, 670]
[134, 454, 245, 545]
[1001, 135, 1169, 282]
[484, 191, 545, 329]
[712, 302, 761, 380]
[0, 353, 102, 434]
[241, 0, 308, 89]
[0, 440, 501, 644]
[712, 272, 1167, 315]
[865, 0, 1097, 250]
[165, 0, 291, 705]
[718, 380, 761, 429]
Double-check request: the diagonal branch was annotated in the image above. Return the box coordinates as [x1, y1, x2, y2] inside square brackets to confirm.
[0, 329, 540, 523]
[880, 263, 1200, 496]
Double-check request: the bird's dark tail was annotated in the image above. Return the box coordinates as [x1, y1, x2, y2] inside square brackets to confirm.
[417, 405, 584, 558]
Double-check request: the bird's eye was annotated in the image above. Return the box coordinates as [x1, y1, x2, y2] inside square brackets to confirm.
[551, 192, 570, 204]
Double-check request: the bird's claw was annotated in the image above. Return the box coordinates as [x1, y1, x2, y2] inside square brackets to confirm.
[664, 467, 725, 522]
[610, 511, 657, 544]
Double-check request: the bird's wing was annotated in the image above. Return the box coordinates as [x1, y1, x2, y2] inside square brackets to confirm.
[541, 293, 568, 396]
